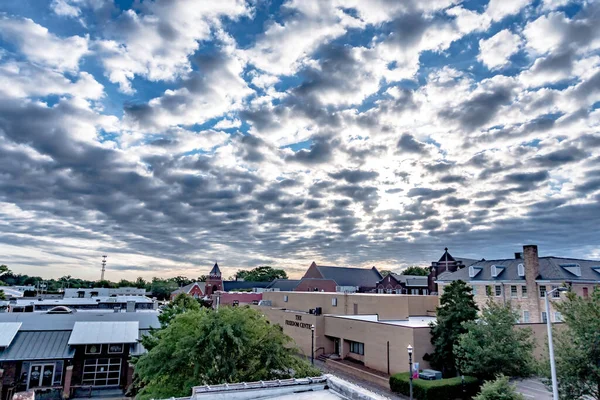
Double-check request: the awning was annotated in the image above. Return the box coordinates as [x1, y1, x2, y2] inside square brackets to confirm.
[0, 322, 21, 347]
[68, 321, 139, 345]
[0, 331, 74, 361]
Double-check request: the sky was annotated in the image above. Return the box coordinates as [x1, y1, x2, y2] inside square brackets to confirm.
[0, 0, 599, 281]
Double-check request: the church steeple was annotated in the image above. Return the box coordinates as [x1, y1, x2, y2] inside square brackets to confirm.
[209, 262, 221, 278]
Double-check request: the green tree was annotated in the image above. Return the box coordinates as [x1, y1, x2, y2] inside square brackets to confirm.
[0, 265, 10, 277]
[235, 266, 288, 282]
[379, 270, 392, 277]
[428, 280, 479, 377]
[158, 293, 201, 327]
[150, 278, 178, 300]
[474, 375, 525, 400]
[455, 300, 535, 380]
[0, 290, 6, 300]
[551, 288, 600, 400]
[135, 307, 319, 399]
[135, 277, 147, 289]
[402, 266, 430, 276]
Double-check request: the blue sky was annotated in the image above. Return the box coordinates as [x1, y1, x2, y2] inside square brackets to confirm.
[0, 0, 599, 280]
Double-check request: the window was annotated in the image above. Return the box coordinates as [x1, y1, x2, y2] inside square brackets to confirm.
[495, 285, 502, 297]
[411, 289, 419, 295]
[583, 287, 589, 298]
[491, 265, 498, 277]
[349, 341, 364, 355]
[377, 288, 383, 294]
[423, 289, 428, 295]
[518, 263, 525, 277]
[522, 285, 528, 298]
[541, 312, 548, 323]
[486, 286, 492, 296]
[108, 344, 123, 354]
[86, 344, 102, 355]
[283, 295, 288, 302]
[552, 285, 560, 298]
[554, 312, 562, 322]
[82, 358, 121, 387]
[332, 297, 337, 307]
[523, 311, 530, 323]
[539, 285, 547, 298]
[511, 285, 517, 297]
[386, 289, 392, 294]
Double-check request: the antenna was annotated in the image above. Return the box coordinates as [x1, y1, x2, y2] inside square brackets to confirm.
[101, 255, 107, 281]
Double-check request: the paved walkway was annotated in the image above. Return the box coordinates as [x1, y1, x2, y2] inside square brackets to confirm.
[314, 359, 408, 400]
[513, 378, 552, 400]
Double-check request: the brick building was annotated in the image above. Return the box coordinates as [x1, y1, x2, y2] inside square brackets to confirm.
[376, 273, 429, 295]
[436, 244, 600, 323]
[428, 248, 477, 294]
[295, 262, 382, 293]
[170, 282, 204, 301]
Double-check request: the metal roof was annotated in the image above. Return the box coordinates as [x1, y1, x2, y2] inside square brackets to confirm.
[0, 322, 21, 347]
[222, 281, 271, 291]
[316, 266, 383, 287]
[0, 331, 74, 361]
[266, 279, 301, 291]
[69, 321, 139, 345]
[0, 311, 159, 331]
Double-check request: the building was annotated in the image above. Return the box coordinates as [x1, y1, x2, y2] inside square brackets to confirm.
[428, 248, 478, 294]
[265, 279, 301, 292]
[295, 262, 383, 293]
[254, 291, 439, 378]
[7, 296, 157, 313]
[63, 287, 146, 298]
[0, 311, 159, 400]
[376, 274, 429, 295]
[436, 244, 600, 323]
[170, 282, 204, 301]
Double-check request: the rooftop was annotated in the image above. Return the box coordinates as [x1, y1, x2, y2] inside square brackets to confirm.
[0, 310, 159, 330]
[327, 314, 436, 328]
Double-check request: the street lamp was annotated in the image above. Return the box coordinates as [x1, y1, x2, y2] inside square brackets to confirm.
[311, 325, 315, 365]
[546, 286, 568, 400]
[407, 344, 413, 400]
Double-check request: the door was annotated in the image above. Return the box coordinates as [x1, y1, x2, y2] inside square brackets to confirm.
[334, 339, 340, 356]
[353, 303, 358, 315]
[28, 364, 55, 389]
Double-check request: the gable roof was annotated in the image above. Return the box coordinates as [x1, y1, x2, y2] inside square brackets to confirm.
[315, 265, 382, 287]
[171, 282, 201, 296]
[438, 248, 456, 262]
[0, 331, 75, 361]
[437, 256, 600, 283]
[266, 279, 301, 291]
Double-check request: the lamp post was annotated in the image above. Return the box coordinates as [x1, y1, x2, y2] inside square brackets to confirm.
[407, 344, 413, 400]
[311, 324, 315, 365]
[546, 286, 568, 400]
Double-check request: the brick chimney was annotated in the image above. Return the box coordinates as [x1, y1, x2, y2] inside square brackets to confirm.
[523, 245, 539, 280]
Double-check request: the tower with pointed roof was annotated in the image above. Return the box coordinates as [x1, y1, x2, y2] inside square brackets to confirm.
[428, 248, 470, 294]
[205, 262, 223, 296]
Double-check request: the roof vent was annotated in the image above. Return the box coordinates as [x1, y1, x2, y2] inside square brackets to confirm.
[560, 263, 581, 277]
[518, 263, 525, 277]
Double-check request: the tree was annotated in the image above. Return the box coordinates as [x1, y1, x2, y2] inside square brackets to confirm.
[149, 278, 178, 300]
[550, 288, 600, 400]
[235, 266, 288, 282]
[172, 276, 193, 286]
[134, 307, 319, 400]
[455, 300, 535, 381]
[474, 375, 525, 400]
[158, 293, 201, 327]
[0, 290, 6, 300]
[135, 277, 147, 289]
[379, 270, 392, 277]
[0, 265, 10, 277]
[428, 280, 479, 377]
[402, 266, 429, 276]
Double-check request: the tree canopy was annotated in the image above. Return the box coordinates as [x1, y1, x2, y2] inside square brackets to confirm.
[473, 375, 525, 400]
[158, 293, 201, 327]
[235, 266, 288, 282]
[401, 266, 430, 276]
[428, 280, 479, 377]
[0, 290, 6, 300]
[551, 288, 600, 400]
[135, 306, 319, 399]
[455, 300, 535, 381]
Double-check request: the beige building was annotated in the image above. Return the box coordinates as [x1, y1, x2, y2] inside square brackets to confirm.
[436, 244, 600, 323]
[254, 291, 439, 376]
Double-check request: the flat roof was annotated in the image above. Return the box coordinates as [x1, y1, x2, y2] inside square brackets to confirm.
[14, 296, 153, 306]
[68, 321, 139, 345]
[0, 312, 159, 331]
[326, 314, 436, 328]
[0, 322, 21, 347]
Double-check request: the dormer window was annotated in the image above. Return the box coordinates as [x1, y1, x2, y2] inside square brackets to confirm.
[469, 265, 482, 278]
[517, 263, 525, 277]
[491, 265, 497, 277]
[560, 263, 581, 277]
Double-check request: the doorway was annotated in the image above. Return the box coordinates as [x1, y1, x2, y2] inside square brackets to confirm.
[334, 338, 340, 356]
[28, 364, 55, 389]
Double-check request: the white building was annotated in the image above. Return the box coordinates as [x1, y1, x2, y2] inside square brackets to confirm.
[63, 287, 146, 298]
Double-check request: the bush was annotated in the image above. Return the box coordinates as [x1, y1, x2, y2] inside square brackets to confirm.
[473, 376, 524, 400]
[390, 372, 480, 400]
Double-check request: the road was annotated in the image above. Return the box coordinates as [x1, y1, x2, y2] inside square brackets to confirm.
[513, 378, 552, 400]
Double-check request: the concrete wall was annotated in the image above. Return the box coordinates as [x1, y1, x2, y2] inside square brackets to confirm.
[261, 291, 438, 320]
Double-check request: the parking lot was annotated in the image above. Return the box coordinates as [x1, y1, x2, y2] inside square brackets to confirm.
[513, 378, 552, 400]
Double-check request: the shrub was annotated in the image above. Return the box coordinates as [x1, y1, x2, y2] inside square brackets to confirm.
[390, 372, 480, 400]
[473, 375, 524, 400]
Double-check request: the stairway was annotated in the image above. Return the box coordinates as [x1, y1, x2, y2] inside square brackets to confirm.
[317, 353, 329, 362]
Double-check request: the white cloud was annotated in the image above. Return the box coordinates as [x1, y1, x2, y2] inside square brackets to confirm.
[0, 61, 104, 99]
[0, 17, 89, 71]
[478, 29, 523, 70]
[97, 0, 250, 93]
[523, 12, 569, 54]
[214, 118, 242, 130]
[485, 0, 530, 22]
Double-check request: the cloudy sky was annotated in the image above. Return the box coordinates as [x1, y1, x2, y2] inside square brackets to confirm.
[1, 0, 599, 280]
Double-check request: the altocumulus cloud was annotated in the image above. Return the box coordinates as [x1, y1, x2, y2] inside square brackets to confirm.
[1, 0, 600, 279]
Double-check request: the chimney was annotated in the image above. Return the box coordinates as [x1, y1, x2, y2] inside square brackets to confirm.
[523, 245, 540, 282]
[514, 252, 522, 259]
